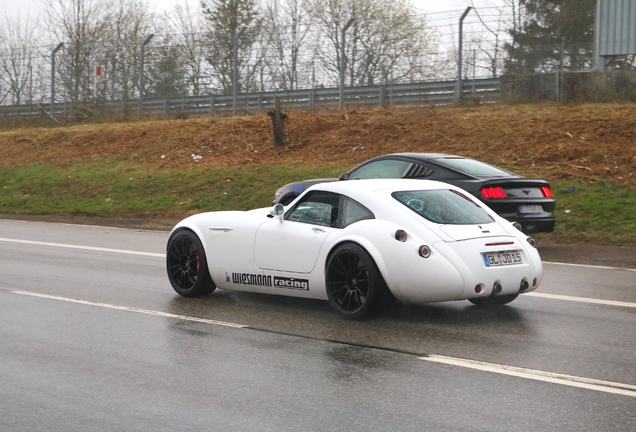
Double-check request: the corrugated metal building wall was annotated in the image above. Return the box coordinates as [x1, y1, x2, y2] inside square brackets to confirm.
[595, 0, 636, 69]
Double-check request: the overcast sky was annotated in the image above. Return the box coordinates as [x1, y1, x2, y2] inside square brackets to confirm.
[2, 0, 487, 21]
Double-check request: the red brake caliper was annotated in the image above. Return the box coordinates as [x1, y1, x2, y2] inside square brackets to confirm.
[195, 252, 200, 273]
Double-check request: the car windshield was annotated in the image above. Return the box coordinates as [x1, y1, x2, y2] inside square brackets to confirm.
[392, 189, 494, 225]
[433, 157, 513, 177]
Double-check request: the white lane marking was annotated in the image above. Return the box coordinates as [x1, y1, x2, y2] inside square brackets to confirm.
[3, 238, 635, 310]
[0, 237, 164, 258]
[12, 289, 636, 398]
[0, 219, 164, 232]
[3, 237, 635, 272]
[524, 292, 636, 309]
[12, 290, 247, 329]
[544, 261, 636, 272]
[420, 355, 636, 398]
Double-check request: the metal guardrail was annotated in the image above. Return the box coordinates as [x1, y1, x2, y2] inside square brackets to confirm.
[0, 78, 500, 119]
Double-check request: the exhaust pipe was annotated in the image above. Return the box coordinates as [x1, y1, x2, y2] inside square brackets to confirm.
[492, 282, 502, 295]
[520, 280, 530, 292]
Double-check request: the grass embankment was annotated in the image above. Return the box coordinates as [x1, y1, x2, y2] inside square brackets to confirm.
[0, 162, 634, 246]
[0, 103, 635, 246]
[0, 162, 344, 218]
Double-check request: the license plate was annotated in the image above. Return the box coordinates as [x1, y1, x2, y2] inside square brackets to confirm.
[519, 205, 543, 214]
[483, 251, 523, 267]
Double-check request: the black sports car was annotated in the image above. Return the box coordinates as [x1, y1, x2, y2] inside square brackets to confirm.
[273, 153, 555, 234]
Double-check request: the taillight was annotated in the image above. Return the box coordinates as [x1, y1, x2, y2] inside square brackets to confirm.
[481, 186, 506, 199]
[540, 186, 553, 198]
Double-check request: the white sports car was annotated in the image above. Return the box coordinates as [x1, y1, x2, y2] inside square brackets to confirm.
[166, 179, 542, 319]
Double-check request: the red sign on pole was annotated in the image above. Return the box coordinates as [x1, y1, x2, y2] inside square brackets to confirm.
[95, 66, 102, 76]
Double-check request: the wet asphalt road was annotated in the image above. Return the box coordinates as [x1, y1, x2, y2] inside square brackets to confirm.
[1, 219, 635, 431]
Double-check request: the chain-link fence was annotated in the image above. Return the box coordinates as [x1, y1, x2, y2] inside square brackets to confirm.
[1, 3, 634, 126]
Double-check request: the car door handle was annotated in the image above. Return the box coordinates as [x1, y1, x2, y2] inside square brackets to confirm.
[312, 227, 326, 233]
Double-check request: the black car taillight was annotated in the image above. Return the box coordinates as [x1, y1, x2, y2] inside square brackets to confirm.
[481, 186, 506, 199]
[540, 186, 553, 198]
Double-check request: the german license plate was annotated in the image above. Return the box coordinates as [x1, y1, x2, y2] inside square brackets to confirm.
[519, 205, 543, 214]
[483, 251, 523, 267]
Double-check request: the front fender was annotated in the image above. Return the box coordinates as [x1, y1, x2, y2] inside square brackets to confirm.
[170, 213, 212, 248]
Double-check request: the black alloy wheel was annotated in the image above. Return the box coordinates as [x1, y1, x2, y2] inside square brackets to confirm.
[166, 229, 215, 297]
[468, 293, 519, 307]
[326, 243, 384, 319]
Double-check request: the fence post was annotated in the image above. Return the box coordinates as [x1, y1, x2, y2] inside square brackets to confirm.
[308, 89, 315, 111]
[339, 17, 356, 109]
[210, 95, 216, 116]
[51, 42, 64, 117]
[233, 27, 247, 114]
[139, 34, 154, 109]
[456, 7, 472, 102]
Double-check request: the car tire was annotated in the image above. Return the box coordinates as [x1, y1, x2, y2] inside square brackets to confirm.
[167, 229, 216, 297]
[325, 243, 387, 319]
[468, 293, 519, 307]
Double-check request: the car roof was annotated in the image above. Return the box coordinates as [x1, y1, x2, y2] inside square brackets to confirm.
[367, 152, 460, 161]
[306, 178, 458, 198]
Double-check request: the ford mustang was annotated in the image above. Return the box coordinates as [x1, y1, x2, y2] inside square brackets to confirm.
[273, 153, 555, 234]
[167, 179, 542, 319]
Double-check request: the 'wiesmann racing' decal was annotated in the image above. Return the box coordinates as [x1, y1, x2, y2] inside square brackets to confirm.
[274, 277, 309, 291]
[227, 272, 309, 291]
[231, 273, 272, 287]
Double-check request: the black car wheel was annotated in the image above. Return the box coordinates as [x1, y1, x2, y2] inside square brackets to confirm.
[167, 229, 216, 297]
[326, 243, 385, 319]
[468, 293, 519, 307]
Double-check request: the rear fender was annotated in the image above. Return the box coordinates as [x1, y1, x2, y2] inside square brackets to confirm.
[326, 219, 460, 302]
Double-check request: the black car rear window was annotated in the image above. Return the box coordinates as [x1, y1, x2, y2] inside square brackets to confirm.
[434, 157, 513, 177]
[392, 189, 494, 225]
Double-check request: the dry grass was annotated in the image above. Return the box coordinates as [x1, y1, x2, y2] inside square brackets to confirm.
[1, 103, 635, 186]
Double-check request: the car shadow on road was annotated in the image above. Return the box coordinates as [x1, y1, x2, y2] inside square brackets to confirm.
[164, 289, 535, 347]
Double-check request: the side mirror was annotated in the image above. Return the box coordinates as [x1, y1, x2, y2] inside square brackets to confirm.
[271, 203, 285, 222]
[339, 173, 350, 180]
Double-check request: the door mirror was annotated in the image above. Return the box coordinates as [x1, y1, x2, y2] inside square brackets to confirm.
[271, 203, 285, 222]
[339, 173, 350, 180]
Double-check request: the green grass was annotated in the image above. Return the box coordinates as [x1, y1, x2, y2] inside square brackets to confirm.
[1, 162, 634, 246]
[536, 179, 636, 245]
[0, 161, 345, 218]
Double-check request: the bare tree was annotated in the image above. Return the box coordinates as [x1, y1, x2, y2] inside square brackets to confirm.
[354, 0, 439, 84]
[0, 13, 40, 105]
[261, 0, 313, 90]
[309, 0, 439, 87]
[41, 0, 112, 102]
[201, 0, 265, 94]
[463, 0, 505, 77]
[170, 0, 209, 96]
[100, 0, 161, 101]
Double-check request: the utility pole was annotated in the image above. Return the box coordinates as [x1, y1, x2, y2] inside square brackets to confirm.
[339, 17, 356, 109]
[139, 34, 155, 108]
[456, 7, 472, 102]
[233, 26, 247, 115]
[51, 42, 64, 115]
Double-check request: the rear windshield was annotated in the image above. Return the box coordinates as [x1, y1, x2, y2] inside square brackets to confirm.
[434, 157, 513, 177]
[392, 189, 494, 225]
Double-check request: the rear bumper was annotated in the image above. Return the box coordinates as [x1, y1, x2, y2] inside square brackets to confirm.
[501, 214, 555, 234]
